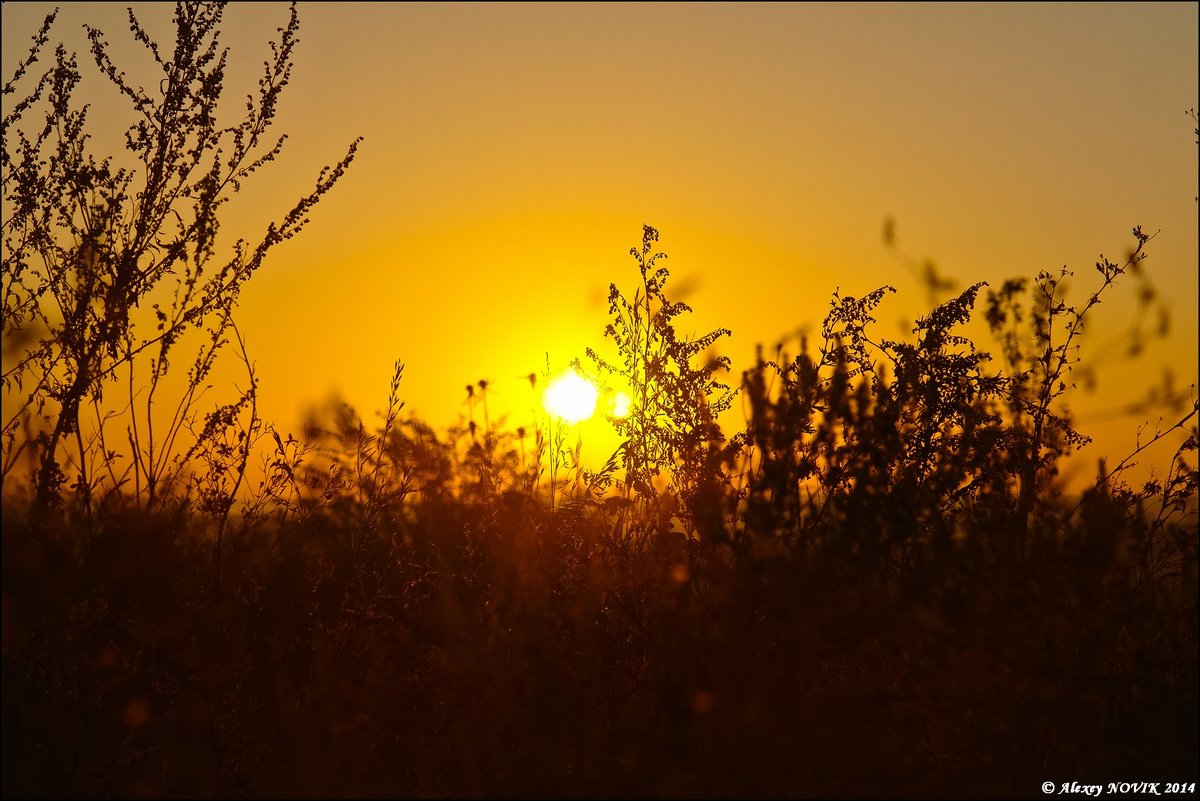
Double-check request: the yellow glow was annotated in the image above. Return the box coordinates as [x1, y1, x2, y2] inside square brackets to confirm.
[543, 370, 598, 423]
[3, 3, 1190, 485]
[610, 391, 631, 419]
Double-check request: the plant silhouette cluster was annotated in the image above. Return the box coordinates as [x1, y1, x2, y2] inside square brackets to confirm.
[2, 4, 1197, 799]
[2, 2, 360, 527]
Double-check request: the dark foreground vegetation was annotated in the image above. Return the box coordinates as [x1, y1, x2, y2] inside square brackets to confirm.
[3, 4, 1197, 798]
[4, 225, 1196, 799]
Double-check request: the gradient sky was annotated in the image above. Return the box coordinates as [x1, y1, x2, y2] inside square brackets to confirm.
[3, 2, 1197, 478]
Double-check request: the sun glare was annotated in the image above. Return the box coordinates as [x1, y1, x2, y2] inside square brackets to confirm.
[610, 391, 631, 419]
[543, 370, 598, 423]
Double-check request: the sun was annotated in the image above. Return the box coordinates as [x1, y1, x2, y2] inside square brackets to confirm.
[543, 370, 599, 423]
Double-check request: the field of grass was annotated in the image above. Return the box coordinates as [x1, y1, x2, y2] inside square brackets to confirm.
[2, 5, 1196, 797]
[4, 227, 1196, 798]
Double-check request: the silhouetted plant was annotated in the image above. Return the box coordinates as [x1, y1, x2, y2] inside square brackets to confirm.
[186, 321, 262, 594]
[1190, 107, 1199, 202]
[586, 224, 739, 536]
[459, 377, 525, 508]
[1, 117, 1195, 799]
[1, 2, 361, 520]
[984, 227, 1160, 547]
[738, 280, 1020, 567]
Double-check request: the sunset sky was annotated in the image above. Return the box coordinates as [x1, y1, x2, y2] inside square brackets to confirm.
[3, 1, 1197, 476]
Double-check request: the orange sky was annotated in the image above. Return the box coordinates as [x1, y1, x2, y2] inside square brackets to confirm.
[3, 2, 1197, 480]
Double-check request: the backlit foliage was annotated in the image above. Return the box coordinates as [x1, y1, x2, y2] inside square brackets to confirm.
[2, 2, 360, 525]
[585, 224, 740, 539]
[2, 4, 1196, 797]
